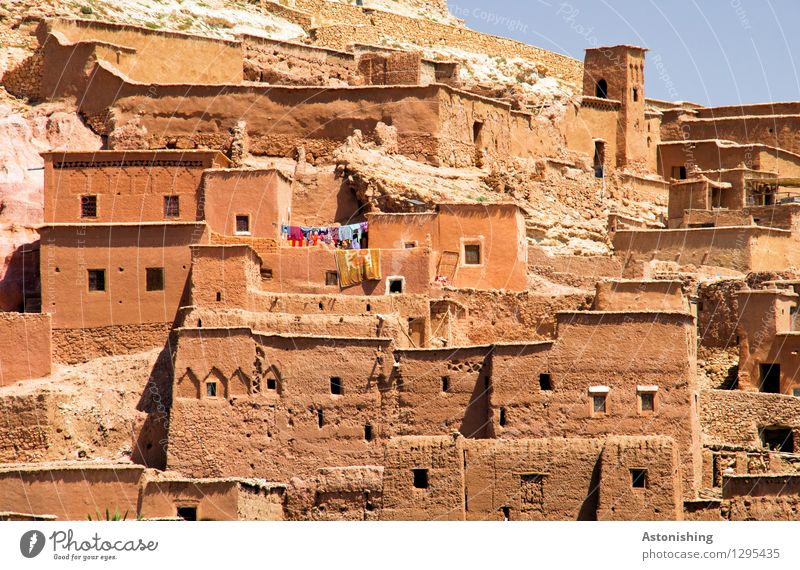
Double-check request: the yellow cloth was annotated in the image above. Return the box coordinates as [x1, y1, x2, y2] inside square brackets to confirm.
[335, 249, 382, 287]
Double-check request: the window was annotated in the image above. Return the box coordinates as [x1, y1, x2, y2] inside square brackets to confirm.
[146, 267, 164, 291]
[671, 166, 687, 180]
[760, 427, 794, 452]
[593, 141, 605, 178]
[317, 408, 325, 428]
[760, 363, 781, 393]
[388, 277, 404, 294]
[235, 215, 250, 234]
[330, 377, 343, 395]
[539, 373, 552, 391]
[640, 393, 655, 412]
[520, 474, 545, 512]
[631, 469, 648, 489]
[595, 79, 608, 99]
[266, 377, 277, 391]
[87, 269, 105, 292]
[472, 121, 484, 145]
[164, 195, 180, 218]
[793, 388, 800, 397]
[442, 376, 450, 393]
[499, 407, 507, 427]
[404, 242, 417, 249]
[412, 468, 429, 489]
[464, 244, 481, 265]
[325, 271, 338, 286]
[206, 381, 217, 398]
[364, 423, 373, 441]
[632, 87, 639, 102]
[261, 268, 273, 280]
[593, 395, 606, 414]
[177, 506, 197, 521]
[80, 195, 97, 218]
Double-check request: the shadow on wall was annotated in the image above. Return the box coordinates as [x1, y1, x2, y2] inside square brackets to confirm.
[0, 241, 41, 312]
[132, 342, 175, 469]
[460, 355, 492, 439]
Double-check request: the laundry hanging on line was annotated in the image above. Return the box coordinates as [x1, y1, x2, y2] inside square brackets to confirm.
[280, 222, 368, 249]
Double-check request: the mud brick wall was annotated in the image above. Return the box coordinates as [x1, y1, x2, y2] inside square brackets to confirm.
[51, 323, 171, 365]
[0, 313, 51, 385]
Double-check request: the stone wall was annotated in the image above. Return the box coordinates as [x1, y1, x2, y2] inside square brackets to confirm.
[0, 313, 51, 385]
[52, 322, 171, 364]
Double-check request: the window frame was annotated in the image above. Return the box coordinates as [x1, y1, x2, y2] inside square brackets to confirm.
[461, 238, 485, 267]
[80, 195, 98, 219]
[87, 269, 106, 292]
[235, 214, 251, 235]
[145, 267, 165, 292]
[163, 195, 180, 218]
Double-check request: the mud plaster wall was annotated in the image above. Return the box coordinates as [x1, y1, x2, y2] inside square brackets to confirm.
[674, 116, 800, 159]
[0, 394, 53, 462]
[43, 151, 221, 224]
[139, 479, 240, 520]
[202, 169, 292, 240]
[493, 312, 700, 499]
[51, 322, 171, 365]
[0, 313, 51, 385]
[40, 19, 242, 90]
[0, 466, 143, 520]
[565, 102, 619, 168]
[168, 330, 392, 480]
[593, 281, 686, 312]
[39, 224, 205, 329]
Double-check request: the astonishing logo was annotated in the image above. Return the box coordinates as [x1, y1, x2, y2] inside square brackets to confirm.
[20, 530, 46, 558]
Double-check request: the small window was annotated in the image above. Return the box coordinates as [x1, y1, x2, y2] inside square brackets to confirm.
[261, 268, 273, 280]
[760, 363, 781, 394]
[464, 244, 481, 265]
[164, 195, 180, 218]
[640, 393, 655, 413]
[177, 506, 197, 521]
[364, 423, 373, 441]
[325, 271, 338, 286]
[793, 388, 800, 397]
[235, 215, 250, 234]
[632, 87, 639, 102]
[146, 267, 164, 291]
[499, 407, 507, 427]
[760, 427, 794, 452]
[80, 195, 97, 218]
[671, 166, 687, 180]
[631, 469, 648, 489]
[403, 242, 417, 249]
[442, 376, 450, 393]
[388, 278, 404, 294]
[87, 269, 105, 292]
[216, 291, 222, 302]
[412, 468, 429, 489]
[592, 394, 606, 414]
[206, 381, 217, 398]
[539, 373, 552, 391]
[330, 377, 343, 395]
[266, 378, 277, 391]
[595, 78, 608, 99]
[317, 408, 325, 428]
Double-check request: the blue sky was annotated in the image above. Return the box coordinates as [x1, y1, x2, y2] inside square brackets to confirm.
[449, 0, 800, 106]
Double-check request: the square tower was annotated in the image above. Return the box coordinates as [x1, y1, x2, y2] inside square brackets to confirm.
[583, 45, 648, 167]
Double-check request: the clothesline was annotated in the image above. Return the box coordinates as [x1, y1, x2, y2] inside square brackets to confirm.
[280, 222, 368, 249]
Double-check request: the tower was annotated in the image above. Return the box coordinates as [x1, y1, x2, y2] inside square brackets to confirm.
[583, 45, 648, 168]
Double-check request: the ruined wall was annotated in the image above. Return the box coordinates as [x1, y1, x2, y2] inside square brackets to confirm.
[40, 224, 204, 329]
[357, 51, 423, 86]
[0, 464, 143, 520]
[697, 279, 746, 348]
[0, 313, 51, 385]
[593, 280, 686, 312]
[242, 35, 360, 86]
[700, 390, 800, 448]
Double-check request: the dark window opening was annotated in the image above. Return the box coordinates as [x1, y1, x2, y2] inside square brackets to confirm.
[364, 423, 373, 441]
[631, 469, 648, 489]
[595, 79, 608, 99]
[404, 242, 416, 249]
[235, 215, 250, 234]
[539, 373, 552, 391]
[206, 382, 217, 397]
[442, 376, 450, 393]
[760, 363, 781, 393]
[81, 195, 97, 218]
[164, 195, 180, 218]
[88, 269, 105, 292]
[472, 121, 484, 145]
[671, 166, 687, 180]
[499, 407, 507, 427]
[366, 303, 371, 312]
[412, 468, 429, 489]
[760, 427, 794, 452]
[592, 394, 606, 414]
[266, 378, 277, 391]
[325, 271, 338, 286]
[146, 267, 164, 291]
[388, 278, 404, 294]
[177, 506, 197, 521]
[632, 87, 639, 102]
[593, 141, 605, 178]
[216, 291, 222, 302]
[640, 393, 655, 412]
[261, 268, 273, 280]
[464, 244, 481, 265]
[330, 377, 343, 395]
[501, 506, 510, 521]
[317, 408, 325, 428]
